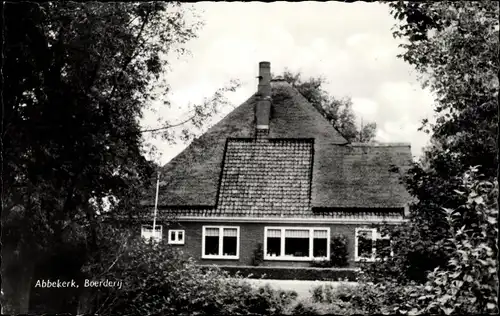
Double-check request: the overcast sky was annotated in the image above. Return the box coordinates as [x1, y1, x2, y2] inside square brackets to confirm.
[140, 1, 437, 166]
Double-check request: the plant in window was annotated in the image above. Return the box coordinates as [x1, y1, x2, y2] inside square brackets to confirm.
[252, 243, 264, 266]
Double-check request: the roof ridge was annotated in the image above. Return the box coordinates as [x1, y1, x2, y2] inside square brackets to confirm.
[271, 81, 351, 144]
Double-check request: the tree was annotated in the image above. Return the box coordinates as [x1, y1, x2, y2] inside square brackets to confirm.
[276, 70, 377, 143]
[1, 2, 237, 313]
[389, 0, 498, 177]
[365, 0, 499, 284]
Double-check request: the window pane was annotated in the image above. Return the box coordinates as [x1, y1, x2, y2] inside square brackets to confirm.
[285, 229, 309, 238]
[223, 236, 237, 256]
[142, 225, 161, 241]
[358, 230, 373, 259]
[178, 231, 183, 241]
[268, 229, 281, 238]
[170, 231, 176, 241]
[285, 237, 309, 257]
[313, 230, 328, 238]
[313, 238, 327, 257]
[267, 237, 281, 256]
[205, 236, 219, 255]
[153, 228, 161, 239]
[223, 228, 238, 237]
[205, 228, 220, 236]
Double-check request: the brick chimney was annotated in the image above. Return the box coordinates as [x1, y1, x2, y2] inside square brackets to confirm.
[255, 61, 271, 138]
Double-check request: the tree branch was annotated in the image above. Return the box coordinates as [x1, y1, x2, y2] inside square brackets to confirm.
[107, 8, 152, 102]
[139, 114, 195, 133]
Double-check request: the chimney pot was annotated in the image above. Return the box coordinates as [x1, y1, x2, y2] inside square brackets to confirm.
[256, 61, 272, 138]
[258, 61, 271, 97]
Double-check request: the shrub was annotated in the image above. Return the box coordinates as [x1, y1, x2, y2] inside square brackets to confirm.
[252, 243, 264, 266]
[359, 223, 450, 285]
[310, 234, 349, 268]
[353, 168, 499, 315]
[292, 283, 379, 315]
[307, 279, 429, 314]
[330, 234, 349, 267]
[83, 235, 297, 315]
[291, 300, 324, 315]
[200, 265, 357, 281]
[412, 168, 498, 315]
[244, 284, 298, 315]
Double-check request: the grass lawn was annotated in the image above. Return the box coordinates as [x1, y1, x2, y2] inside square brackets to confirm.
[242, 279, 358, 299]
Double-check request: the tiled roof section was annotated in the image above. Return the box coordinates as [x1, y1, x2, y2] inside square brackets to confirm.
[141, 81, 348, 207]
[312, 143, 412, 208]
[217, 139, 313, 217]
[139, 79, 413, 211]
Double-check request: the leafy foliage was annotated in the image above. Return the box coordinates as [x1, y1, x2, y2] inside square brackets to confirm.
[275, 70, 377, 143]
[1, 2, 238, 313]
[252, 243, 264, 266]
[311, 235, 349, 268]
[83, 231, 297, 315]
[367, 0, 500, 284]
[303, 282, 421, 315]
[413, 168, 498, 315]
[359, 169, 498, 315]
[356, 2, 499, 312]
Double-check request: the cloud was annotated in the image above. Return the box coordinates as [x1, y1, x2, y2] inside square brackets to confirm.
[141, 2, 435, 165]
[376, 81, 435, 122]
[351, 97, 379, 120]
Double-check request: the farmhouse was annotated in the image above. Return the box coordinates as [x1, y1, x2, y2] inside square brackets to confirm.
[140, 62, 411, 268]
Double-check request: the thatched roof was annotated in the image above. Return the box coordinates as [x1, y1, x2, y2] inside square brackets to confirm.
[141, 80, 412, 213]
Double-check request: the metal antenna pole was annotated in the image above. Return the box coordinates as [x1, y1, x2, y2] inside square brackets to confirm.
[152, 171, 160, 240]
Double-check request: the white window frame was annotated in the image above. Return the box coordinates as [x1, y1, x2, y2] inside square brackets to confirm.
[201, 226, 240, 260]
[263, 227, 330, 261]
[141, 224, 163, 243]
[168, 229, 185, 245]
[355, 227, 393, 262]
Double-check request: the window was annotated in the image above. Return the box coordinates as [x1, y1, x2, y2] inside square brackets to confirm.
[264, 227, 330, 261]
[355, 228, 393, 262]
[168, 229, 185, 244]
[202, 226, 240, 259]
[141, 225, 162, 243]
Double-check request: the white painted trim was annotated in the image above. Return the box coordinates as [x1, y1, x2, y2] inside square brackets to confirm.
[263, 226, 330, 261]
[201, 226, 240, 260]
[256, 125, 269, 129]
[141, 224, 162, 243]
[354, 227, 376, 262]
[176, 216, 407, 224]
[354, 227, 394, 262]
[167, 229, 185, 245]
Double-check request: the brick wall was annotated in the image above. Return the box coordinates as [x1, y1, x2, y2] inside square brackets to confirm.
[149, 221, 377, 268]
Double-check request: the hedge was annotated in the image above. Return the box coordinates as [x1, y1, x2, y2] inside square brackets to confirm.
[198, 265, 358, 281]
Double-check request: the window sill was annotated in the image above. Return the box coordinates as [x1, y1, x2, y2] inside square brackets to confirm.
[168, 241, 185, 245]
[202, 255, 239, 260]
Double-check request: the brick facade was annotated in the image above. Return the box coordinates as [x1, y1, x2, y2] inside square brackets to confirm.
[152, 220, 374, 268]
